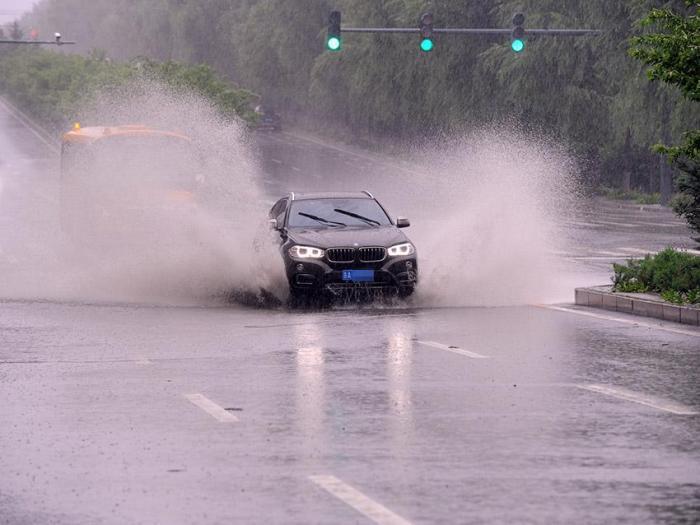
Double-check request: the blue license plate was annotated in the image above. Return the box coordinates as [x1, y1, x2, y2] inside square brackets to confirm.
[341, 270, 375, 282]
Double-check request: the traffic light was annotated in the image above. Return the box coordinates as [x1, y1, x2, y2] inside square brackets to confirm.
[511, 12, 525, 52]
[327, 11, 342, 51]
[419, 12, 434, 52]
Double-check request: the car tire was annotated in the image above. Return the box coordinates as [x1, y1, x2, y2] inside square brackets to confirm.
[398, 286, 415, 299]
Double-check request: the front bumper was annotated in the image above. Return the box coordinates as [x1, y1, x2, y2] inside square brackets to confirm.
[285, 255, 417, 296]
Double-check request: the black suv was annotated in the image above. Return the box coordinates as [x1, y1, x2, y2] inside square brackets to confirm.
[269, 192, 417, 301]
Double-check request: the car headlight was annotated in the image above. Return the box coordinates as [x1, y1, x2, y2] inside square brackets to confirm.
[289, 245, 325, 259]
[387, 242, 415, 257]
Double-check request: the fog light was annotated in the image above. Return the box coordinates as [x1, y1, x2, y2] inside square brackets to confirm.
[296, 263, 304, 271]
[406, 261, 413, 270]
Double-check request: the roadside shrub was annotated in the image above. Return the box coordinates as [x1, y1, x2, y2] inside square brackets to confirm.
[597, 186, 661, 205]
[612, 248, 700, 304]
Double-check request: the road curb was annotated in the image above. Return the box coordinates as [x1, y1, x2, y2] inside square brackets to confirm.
[575, 286, 700, 326]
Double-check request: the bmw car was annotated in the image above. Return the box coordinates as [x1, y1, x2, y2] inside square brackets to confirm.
[269, 191, 417, 302]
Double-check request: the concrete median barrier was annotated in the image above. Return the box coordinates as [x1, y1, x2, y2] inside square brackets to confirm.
[575, 285, 700, 326]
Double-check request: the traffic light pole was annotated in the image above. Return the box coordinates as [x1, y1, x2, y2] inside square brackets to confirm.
[328, 10, 601, 54]
[340, 27, 601, 36]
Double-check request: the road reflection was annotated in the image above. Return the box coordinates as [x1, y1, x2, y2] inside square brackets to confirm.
[293, 322, 326, 456]
[385, 317, 415, 450]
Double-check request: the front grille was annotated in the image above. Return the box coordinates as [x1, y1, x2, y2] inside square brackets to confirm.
[327, 248, 355, 263]
[358, 247, 386, 262]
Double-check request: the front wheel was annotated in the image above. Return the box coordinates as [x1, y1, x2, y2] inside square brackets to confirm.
[398, 286, 415, 299]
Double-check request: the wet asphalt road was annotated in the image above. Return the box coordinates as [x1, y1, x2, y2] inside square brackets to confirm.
[1, 100, 700, 524]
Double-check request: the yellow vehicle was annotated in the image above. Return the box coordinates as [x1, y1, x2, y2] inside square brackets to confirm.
[60, 124, 202, 238]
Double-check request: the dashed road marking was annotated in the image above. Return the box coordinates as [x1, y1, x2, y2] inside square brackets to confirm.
[309, 475, 411, 525]
[416, 340, 490, 359]
[576, 384, 698, 415]
[135, 358, 152, 365]
[184, 393, 239, 422]
[535, 304, 700, 337]
[271, 158, 283, 164]
[291, 166, 301, 172]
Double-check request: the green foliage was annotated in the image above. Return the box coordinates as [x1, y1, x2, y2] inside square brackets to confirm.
[0, 49, 257, 132]
[661, 288, 700, 304]
[135, 59, 259, 122]
[0, 48, 134, 131]
[630, 1, 700, 237]
[598, 185, 661, 204]
[613, 248, 700, 303]
[630, 1, 700, 102]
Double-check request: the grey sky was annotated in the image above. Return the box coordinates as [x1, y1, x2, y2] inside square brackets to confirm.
[0, 0, 36, 25]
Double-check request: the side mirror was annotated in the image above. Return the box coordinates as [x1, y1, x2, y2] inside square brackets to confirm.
[268, 218, 279, 230]
[396, 217, 410, 228]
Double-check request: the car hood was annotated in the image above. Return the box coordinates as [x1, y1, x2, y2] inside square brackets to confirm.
[287, 226, 409, 249]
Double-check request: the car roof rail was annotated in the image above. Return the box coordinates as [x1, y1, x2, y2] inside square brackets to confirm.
[362, 190, 374, 198]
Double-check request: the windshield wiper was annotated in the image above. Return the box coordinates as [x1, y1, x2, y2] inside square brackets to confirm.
[298, 212, 346, 227]
[333, 208, 380, 227]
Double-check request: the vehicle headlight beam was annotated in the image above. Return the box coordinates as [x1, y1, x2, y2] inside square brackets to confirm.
[289, 245, 325, 259]
[387, 242, 415, 257]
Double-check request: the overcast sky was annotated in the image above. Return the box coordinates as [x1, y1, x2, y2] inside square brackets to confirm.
[1, 0, 36, 25]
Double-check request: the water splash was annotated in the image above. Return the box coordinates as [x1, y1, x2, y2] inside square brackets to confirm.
[0, 80, 286, 306]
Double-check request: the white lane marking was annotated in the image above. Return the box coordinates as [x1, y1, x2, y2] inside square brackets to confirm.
[535, 305, 700, 338]
[0, 96, 60, 154]
[184, 393, 239, 422]
[576, 384, 698, 415]
[135, 358, 152, 365]
[591, 220, 639, 228]
[309, 475, 411, 525]
[291, 166, 301, 172]
[416, 340, 490, 359]
[271, 158, 283, 164]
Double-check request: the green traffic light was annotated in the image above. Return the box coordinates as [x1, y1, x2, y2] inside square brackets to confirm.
[420, 38, 434, 52]
[511, 38, 525, 52]
[327, 36, 341, 51]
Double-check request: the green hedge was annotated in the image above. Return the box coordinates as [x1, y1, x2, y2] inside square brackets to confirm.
[0, 48, 258, 132]
[613, 248, 700, 304]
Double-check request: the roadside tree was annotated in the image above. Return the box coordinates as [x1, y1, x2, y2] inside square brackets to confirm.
[630, 1, 700, 240]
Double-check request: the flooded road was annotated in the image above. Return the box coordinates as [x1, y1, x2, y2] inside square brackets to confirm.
[1, 301, 698, 524]
[1, 99, 699, 524]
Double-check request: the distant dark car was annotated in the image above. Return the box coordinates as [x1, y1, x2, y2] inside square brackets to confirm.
[255, 109, 281, 132]
[269, 191, 417, 303]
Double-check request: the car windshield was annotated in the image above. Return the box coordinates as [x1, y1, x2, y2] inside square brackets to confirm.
[288, 198, 391, 228]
